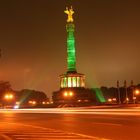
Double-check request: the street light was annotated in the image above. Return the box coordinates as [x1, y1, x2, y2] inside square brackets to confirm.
[63, 91, 74, 97]
[4, 93, 14, 100]
[32, 101, 36, 105]
[133, 89, 140, 104]
[126, 98, 129, 102]
[3, 92, 14, 108]
[135, 89, 140, 95]
[28, 100, 37, 105]
[69, 91, 73, 97]
[108, 98, 112, 103]
[117, 80, 121, 104]
[124, 80, 128, 104]
[64, 92, 68, 97]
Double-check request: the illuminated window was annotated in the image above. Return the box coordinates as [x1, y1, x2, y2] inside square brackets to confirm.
[68, 77, 72, 87]
[63, 77, 67, 88]
[77, 77, 80, 87]
[81, 77, 85, 87]
[72, 77, 77, 87]
[61, 78, 64, 88]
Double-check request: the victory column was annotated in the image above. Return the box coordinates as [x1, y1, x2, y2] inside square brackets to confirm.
[52, 7, 96, 105]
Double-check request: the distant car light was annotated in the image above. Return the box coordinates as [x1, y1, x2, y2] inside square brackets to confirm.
[14, 105, 19, 109]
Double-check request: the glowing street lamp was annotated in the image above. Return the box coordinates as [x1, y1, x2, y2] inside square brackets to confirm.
[5, 94, 9, 99]
[32, 101, 36, 105]
[3, 92, 15, 108]
[135, 89, 140, 95]
[64, 92, 68, 97]
[63, 91, 74, 97]
[133, 89, 140, 104]
[108, 98, 112, 102]
[42, 101, 46, 105]
[28, 100, 36, 105]
[69, 91, 73, 97]
[4, 93, 14, 100]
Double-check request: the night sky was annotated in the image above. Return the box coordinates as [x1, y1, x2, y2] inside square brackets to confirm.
[0, 0, 140, 96]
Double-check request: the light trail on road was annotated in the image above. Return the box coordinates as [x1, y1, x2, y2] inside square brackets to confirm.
[1, 108, 140, 116]
[0, 107, 140, 140]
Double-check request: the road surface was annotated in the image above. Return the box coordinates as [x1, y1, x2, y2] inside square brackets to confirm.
[0, 108, 140, 140]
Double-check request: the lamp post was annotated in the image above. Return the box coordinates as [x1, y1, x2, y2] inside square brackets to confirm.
[108, 98, 112, 103]
[131, 80, 134, 104]
[4, 93, 14, 100]
[117, 81, 121, 104]
[124, 80, 128, 104]
[63, 91, 74, 97]
[3, 92, 14, 108]
[133, 89, 140, 104]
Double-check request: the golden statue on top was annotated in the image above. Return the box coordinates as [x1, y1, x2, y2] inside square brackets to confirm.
[64, 6, 74, 22]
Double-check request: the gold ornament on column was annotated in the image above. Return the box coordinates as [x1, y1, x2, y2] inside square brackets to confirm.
[64, 6, 74, 22]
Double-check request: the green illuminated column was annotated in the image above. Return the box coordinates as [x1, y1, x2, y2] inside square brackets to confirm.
[64, 6, 76, 72]
[66, 23, 76, 72]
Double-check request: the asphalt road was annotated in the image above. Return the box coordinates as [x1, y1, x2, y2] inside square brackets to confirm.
[0, 108, 140, 140]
